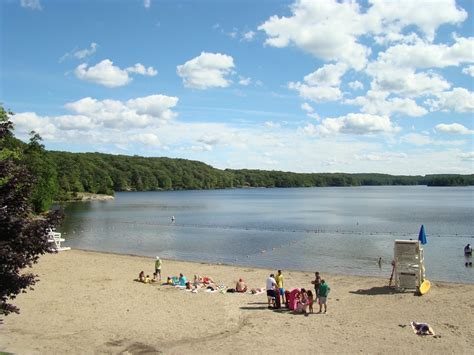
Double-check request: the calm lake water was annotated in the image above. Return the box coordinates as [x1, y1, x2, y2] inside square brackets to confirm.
[59, 186, 474, 283]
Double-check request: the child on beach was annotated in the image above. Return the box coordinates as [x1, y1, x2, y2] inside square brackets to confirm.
[307, 290, 314, 313]
[311, 271, 321, 298]
[139, 271, 145, 282]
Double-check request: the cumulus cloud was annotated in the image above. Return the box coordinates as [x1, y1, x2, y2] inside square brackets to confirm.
[366, 0, 467, 43]
[345, 90, 428, 117]
[304, 63, 348, 87]
[177, 52, 235, 89]
[425, 88, 474, 113]
[366, 61, 451, 97]
[74, 59, 157, 87]
[462, 65, 474, 77]
[375, 36, 474, 69]
[435, 123, 473, 135]
[259, 0, 467, 70]
[307, 113, 399, 135]
[131, 133, 160, 146]
[258, 0, 370, 70]
[20, 0, 42, 10]
[289, 63, 347, 102]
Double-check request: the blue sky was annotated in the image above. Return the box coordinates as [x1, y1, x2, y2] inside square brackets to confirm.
[1, 0, 473, 174]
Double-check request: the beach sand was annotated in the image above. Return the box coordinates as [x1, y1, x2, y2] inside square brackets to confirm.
[1, 249, 473, 354]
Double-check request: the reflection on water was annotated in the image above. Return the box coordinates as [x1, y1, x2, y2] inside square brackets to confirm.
[59, 186, 474, 283]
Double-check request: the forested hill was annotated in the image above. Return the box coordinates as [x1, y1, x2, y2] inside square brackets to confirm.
[46, 150, 474, 198]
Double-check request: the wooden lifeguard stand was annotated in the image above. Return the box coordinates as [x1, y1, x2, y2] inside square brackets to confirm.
[392, 240, 425, 291]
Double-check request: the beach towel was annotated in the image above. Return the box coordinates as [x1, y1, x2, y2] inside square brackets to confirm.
[410, 322, 435, 336]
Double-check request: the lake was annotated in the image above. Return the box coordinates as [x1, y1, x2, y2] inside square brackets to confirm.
[59, 186, 474, 283]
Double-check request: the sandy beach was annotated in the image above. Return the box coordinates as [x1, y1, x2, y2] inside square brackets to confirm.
[1, 249, 473, 354]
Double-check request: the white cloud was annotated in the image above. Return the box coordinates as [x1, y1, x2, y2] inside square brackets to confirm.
[144, 0, 151, 9]
[348, 80, 364, 90]
[238, 76, 251, 86]
[289, 63, 348, 103]
[345, 90, 428, 117]
[289, 82, 342, 102]
[64, 94, 178, 129]
[310, 113, 399, 135]
[258, 0, 370, 70]
[366, 61, 451, 97]
[375, 36, 474, 69]
[304, 63, 347, 87]
[74, 59, 157, 87]
[75, 60, 131, 87]
[242, 31, 256, 41]
[301, 102, 314, 113]
[401, 132, 466, 146]
[20, 0, 42, 10]
[426, 88, 474, 113]
[74, 42, 99, 60]
[435, 123, 473, 135]
[177, 52, 235, 89]
[356, 152, 407, 161]
[462, 65, 474, 77]
[259, 0, 467, 70]
[400, 133, 432, 146]
[11, 112, 56, 139]
[264, 121, 281, 129]
[60, 43, 99, 62]
[459, 152, 474, 161]
[366, 0, 467, 42]
[126, 63, 158, 76]
[131, 133, 160, 146]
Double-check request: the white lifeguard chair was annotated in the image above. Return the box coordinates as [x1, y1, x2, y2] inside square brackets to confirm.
[47, 228, 71, 251]
[393, 240, 425, 291]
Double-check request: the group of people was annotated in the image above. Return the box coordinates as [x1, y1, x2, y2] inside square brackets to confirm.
[265, 270, 330, 314]
[139, 257, 332, 315]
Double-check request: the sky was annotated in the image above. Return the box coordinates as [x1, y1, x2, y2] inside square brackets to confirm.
[1, 0, 473, 175]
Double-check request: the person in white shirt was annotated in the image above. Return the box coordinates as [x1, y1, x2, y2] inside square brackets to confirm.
[266, 274, 277, 308]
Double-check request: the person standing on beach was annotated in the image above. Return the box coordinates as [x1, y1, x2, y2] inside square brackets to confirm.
[155, 257, 162, 281]
[318, 280, 330, 314]
[266, 274, 277, 308]
[311, 271, 321, 298]
[275, 270, 285, 304]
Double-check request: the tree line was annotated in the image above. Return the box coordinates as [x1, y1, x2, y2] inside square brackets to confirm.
[3, 109, 474, 215]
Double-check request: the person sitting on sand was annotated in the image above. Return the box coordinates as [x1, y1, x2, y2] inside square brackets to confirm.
[178, 273, 187, 287]
[139, 271, 145, 282]
[296, 288, 308, 313]
[166, 276, 173, 285]
[236, 278, 248, 293]
[201, 276, 214, 285]
[144, 275, 151, 284]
